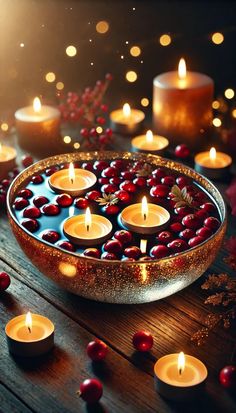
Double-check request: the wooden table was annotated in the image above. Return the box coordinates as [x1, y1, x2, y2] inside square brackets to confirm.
[0, 134, 236, 413]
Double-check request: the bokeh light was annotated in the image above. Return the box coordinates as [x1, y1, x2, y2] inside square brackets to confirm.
[141, 98, 149, 107]
[66, 45, 77, 57]
[212, 117, 222, 127]
[224, 88, 234, 99]
[232, 109, 236, 118]
[63, 135, 71, 144]
[126, 71, 138, 82]
[212, 100, 220, 109]
[211, 32, 224, 45]
[96, 126, 103, 134]
[56, 81, 64, 90]
[130, 46, 141, 57]
[1, 123, 9, 132]
[159, 34, 171, 46]
[74, 142, 80, 149]
[96, 21, 109, 34]
[20, 43, 25, 48]
[45, 72, 56, 83]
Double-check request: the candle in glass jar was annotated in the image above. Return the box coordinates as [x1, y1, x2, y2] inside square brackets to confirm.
[131, 130, 169, 155]
[194, 147, 232, 180]
[153, 58, 214, 149]
[0, 143, 17, 180]
[110, 103, 145, 135]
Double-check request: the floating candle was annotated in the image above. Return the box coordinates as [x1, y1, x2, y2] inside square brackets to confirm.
[154, 352, 208, 401]
[15, 97, 61, 155]
[194, 147, 232, 180]
[5, 312, 54, 357]
[153, 58, 214, 149]
[131, 130, 169, 155]
[120, 196, 170, 234]
[63, 207, 113, 246]
[110, 103, 145, 135]
[49, 163, 97, 196]
[0, 143, 17, 180]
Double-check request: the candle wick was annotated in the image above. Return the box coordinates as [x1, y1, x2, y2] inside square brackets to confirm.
[86, 224, 89, 232]
[28, 326, 31, 334]
[70, 178, 74, 185]
[143, 213, 147, 221]
[179, 368, 182, 376]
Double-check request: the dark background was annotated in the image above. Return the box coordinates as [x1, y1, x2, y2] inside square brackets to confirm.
[1, 0, 236, 115]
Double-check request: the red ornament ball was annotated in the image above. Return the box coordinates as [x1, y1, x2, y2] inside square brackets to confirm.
[79, 378, 103, 403]
[174, 144, 190, 159]
[132, 330, 154, 352]
[87, 339, 108, 361]
[219, 365, 236, 389]
[0, 272, 11, 291]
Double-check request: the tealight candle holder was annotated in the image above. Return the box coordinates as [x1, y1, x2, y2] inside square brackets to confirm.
[110, 103, 145, 135]
[131, 130, 169, 155]
[63, 207, 113, 246]
[5, 312, 54, 357]
[48, 163, 97, 196]
[154, 352, 208, 401]
[194, 147, 232, 180]
[120, 196, 170, 234]
[0, 143, 17, 180]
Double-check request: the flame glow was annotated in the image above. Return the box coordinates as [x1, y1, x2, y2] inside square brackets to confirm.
[146, 130, 153, 143]
[141, 196, 149, 221]
[140, 239, 147, 254]
[178, 351, 185, 375]
[178, 58, 187, 80]
[85, 207, 92, 232]
[123, 103, 131, 117]
[0, 143, 2, 152]
[33, 97, 41, 113]
[209, 147, 217, 161]
[69, 162, 75, 184]
[25, 311, 32, 333]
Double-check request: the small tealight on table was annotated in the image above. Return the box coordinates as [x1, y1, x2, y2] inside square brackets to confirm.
[5, 312, 54, 357]
[194, 147, 232, 180]
[131, 130, 169, 155]
[0, 143, 17, 180]
[63, 207, 113, 246]
[110, 103, 145, 135]
[154, 352, 208, 401]
[49, 162, 97, 197]
[120, 196, 170, 234]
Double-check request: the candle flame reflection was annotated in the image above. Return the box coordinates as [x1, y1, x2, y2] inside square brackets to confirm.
[33, 97, 41, 113]
[85, 207, 92, 232]
[209, 147, 216, 161]
[140, 239, 147, 254]
[178, 58, 187, 80]
[146, 130, 153, 143]
[123, 103, 131, 117]
[178, 351, 185, 375]
[69, 162, 75, 184]
[25, 311, 32, 333]
[141, 196, 148, 221]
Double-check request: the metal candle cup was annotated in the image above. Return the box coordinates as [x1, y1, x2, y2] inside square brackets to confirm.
[5, 313, 54, 357]
[110, 103, 145, 135]
[0, 144, 17, 180]
[154, 353, 208, 401]
[194, 147, 232, 180]
[131, 130, 169, 155]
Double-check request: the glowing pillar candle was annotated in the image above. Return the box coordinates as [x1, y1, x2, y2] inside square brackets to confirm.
[0, 143, 17, 180]
[153, 58, 214, 149]
[194, 147, 232, 180]
[110, 103, 145, 135]
[131, 130, 169, 155]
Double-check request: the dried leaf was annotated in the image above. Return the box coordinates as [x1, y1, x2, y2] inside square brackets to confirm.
[136, 163, 153, 177]
[170, 184, 195, 209]
[96, 193, 119, 206]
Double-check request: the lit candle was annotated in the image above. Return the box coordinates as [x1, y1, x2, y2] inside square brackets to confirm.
[0, 143, 17, 180]
[48, 163, 97, 196]
[131, 130, 169, 155]
[110, 103, 145, 135]
[15, 97, 61, 155]
[194, 147, 232, 180]
[120, 196, 170, 234]
[154, 352, 208, 401]
[63, 207, 113, 246]
[5, 312, 54, 357]
[153, 58, 214, 149]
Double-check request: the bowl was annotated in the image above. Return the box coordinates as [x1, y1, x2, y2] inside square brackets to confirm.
[7, 151, 227, 304]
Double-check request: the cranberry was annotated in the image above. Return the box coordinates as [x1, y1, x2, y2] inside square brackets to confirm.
[109, 177, 122, 185]
[110, 159, 124, 170]
[196, 227, 212, 239]
[188, 236, 205, 248]
[17, 188, 33, 199]
[23, 206, 41, 218]
[124, 246, 141, 259]
[120, 180, 136, 193]
[161, 176, 175, 186]
[157, 231, 173, 244]
[0, 272, 11, 291]
[101, 183, 118, 194]
[176, 176, 190, 188]
[83, 248, 101, 259]
[57, 241, 75, 252]
[42, 204, 60, 216]
[175, 206, 192, 216]
[56, 193, 73, 207]
[174, 144, 190, 159]
[147, 177, 159, 187]
[115, 190, 131, 204]
[219, 365, 236, 389]
[150, 185, 169, 198]
[21, 154, 34, 168]
[75, 197, 89, 209]
[14, 197, 29, 210]
[152, 168, 166, 179]
[195, 209, 208, 222]
[168, 239, 188, 253]
[86, 190, 101, 201]
[1, 179, 10, 188]
[93, 160, 109, 171]
[45, 166, 58, 176]
[182, 214, 201, 230]
[79, 378, 103, 404]
[132, 331, 153, 352]
[114, 230, 132, 245]
[121, 171, 135, 180]
[87, 339, 108, 361]
[21, 218, 39, 232]
[31, 175, 44, 184]
[133, 177, 146, 187]
[194, 191, 207, 203]
[42, 230, 60, 243]
[200, 202, 216, 213]
[82, 162, 94, 172]
[204, 217, 220, 231]
[101, 166, 118, 178]
[98, 177, 109, 185]
[104, 239, 122, 255]
[170, 222, 184, 233]
[33, 196, 49, 207]
[102, 204, 119, 215]
[101, 252, 117, 260]
[179, 228, 195, 240]
[150, 245, 169, 258]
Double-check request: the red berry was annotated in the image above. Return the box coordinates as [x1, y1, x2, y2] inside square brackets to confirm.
[115, 190, 131, 204]
[45, 166, 58, 176]
[101, 184, 118, 194]
[104, 239, 122, 254]
[103, 204, 119, 215]
[56, 194, 73, 207]
[82, 162, 94, 172]
[170, 222, 184, 233]
[75, 197, 89, 209]
[204, 217, 220, 231]
[175, 206, 192, 217]
[182, 214, 201, 230]
[83, 248, 101, 259]
[195, 209, 208, 222]
[93, 160, 109, 171]
[152, 168, 166, 179]
[42, 230, 60, 244]
[121, 171, 135, 180]
[219, 365, 236, 389]
[21, 154, 34, 168]
[79, 378, 103, 403]
[194, 191, 207, 203]
[176, 176, 190, 188]
[188, 236, 205, 248]
[147, 177, 159, 187]
[114, 230, 132, 245]
[14, 197, 29, 210]
[105, 127, 113, 137]
[0, 272, 11, 291]
[150, 245, 169, 258]
[17, 188, 33, 199]
[168, 239, 188, 253]
[1, 179, 10, 188]
[23, 206, 41, 218]
[200, 202, 216, 213]
[133, 177, 146, 187]
[157, 231, 173, 244]
[57, 241, 75, 252]
[196, 227, 212, 239]
[101, 252, 117, 260]
[150, 184, 169, 198]
[80, 128, 89, 138]
[132, 331, 153, 352]
[109, 177, 122, 185]
[161, 176, 175, 186]
[110, 159, 123, 170]
[31, 175, 43, 184]
[42, 204, 60, 216]
[86, 190, 101, 201]
[21, 218, 39, 232]
[174, 144, 190, 159]
[99, 177, 109, 185]
[179, 228, 195, 240]
[124, 246, 141, 259]
[120, 180, 136, 193]
[33, 196, 49, 207]
[87, 339, 108, 361]
[102, 166, 118, 178]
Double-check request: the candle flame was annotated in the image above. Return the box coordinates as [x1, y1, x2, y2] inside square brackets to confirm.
[0, 143, 2, 152]
[33, 97, 41, 113]
[178, 58, 187, 80]
[140, 239, 147, 254]
[141, 196, 149, 221]
[85, 207, 92, 232]
[123, 103, 131, 117]
[178, 351, 185, 376]
[209, 147, 217, 161]
[146, 130, 153, 143]
[69, 162, 75, 184]
[25, 311, 32, 333]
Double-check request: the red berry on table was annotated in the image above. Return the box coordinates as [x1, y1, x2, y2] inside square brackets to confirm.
[104, 239, 122, 255]
[23, 206, 41, 218]
[93, 160, 109, 171]
[56, 194, 73, 207]
[42, 230, 60, 244]
[101, 252, 117, 260]
[102, 166, 118, 178]
[179, 228, 195, 240]
[196, 227, 212, 239]
[133, 177, 146, 187]
[42, 204, 60, 216]
[87, 339, 108, 361]
[33, 196, 49, 208]
[188, 236, 205, 248]
[161, 176, 175, 186]
[102, 204, 120, 215]
[132, 330, 153, 352]
[17, 188, 33, 199]
[200, 202, 216, 213]
[115, 190, 131, 204]
[74, 197, 89, 209]
[174, 144, 190, 159]
[83, 248, 101, 259]
[57, 241, 75, 252]
[150, 245, 169, 259]
[150, 184, 169, 198]
[168, 239, 188, 253]
[31, 175, 44, 184]
[119, 180, 136, 193]
[0, 272, 11, 291]
[14, 197, 29, 210]
[204, 216, 220, 231]
[219, 365, 236, 389]
[86, 190, 101, 201]
[21, 218, 39, 232]
[114, 230, 132, 245]
[21, 154, 34, 168]
[124, 246, 141, 260]
[182, 214, 201, 230]
[170, 222, 184, 233]
[79, 378, 103, 403]
[157, 231, 173, 244]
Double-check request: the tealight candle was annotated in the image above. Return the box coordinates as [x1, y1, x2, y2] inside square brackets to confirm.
[153, 58, 214, 149]
[63, 207, 113, 246]
[49, 163, 97, 196]
[15, 97, 61, 155]
[131, 130, 169, 155]
[5, 312, 54, 357]
[0, 143, 17, 180]
[154, 352, 208, 401]
[110, 103, 145, 135]
[120, 196, 170, 234]
[194, 147, 232, 180]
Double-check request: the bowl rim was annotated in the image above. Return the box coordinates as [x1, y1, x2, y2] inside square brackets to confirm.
[7, 151, 227, 266]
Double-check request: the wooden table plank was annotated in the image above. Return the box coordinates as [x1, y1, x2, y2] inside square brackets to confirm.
[0, 383, 33, 413]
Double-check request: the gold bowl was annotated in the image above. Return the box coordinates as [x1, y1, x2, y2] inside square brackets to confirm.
[7, 152, 227, 304]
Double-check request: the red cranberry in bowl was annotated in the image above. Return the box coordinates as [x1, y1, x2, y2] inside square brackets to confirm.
[56, 194, 73, 207]
[115, 190, 131, 204]
[120, 180, 136, 193]
[195, 209, 208, 222]
[74, 197, 89, 209]
[170, 222, 184, 233]
[110, 177, 122, 185]
[99, 177, 109, 185]
[200, 202, 216, 213]
[174, 206, 192, 217]
[14, 197, 29, 210]
[157, 231, 173, 244]
[121, 170, 135, 180]
[1, 179, 10, 188]
[93, 160, 109, 171]
[196, 226, 212, 239]
[179, 228, 195, 240]
[101, 166, 119, 178]
[161, 176, 175, 186]
[101, 252, 117, 260]
[102, 204, 119, 215]
[86, 190, 101, 201]
[101, 184, 118, 194]
[204, 217, 220, 231]
[42, 204, 60, 216]
[167, 239, 188, 253]
[17, 188, 33, 199]
[45, 166, 58, 176]
[124, 246, 141, 259]
[110, 159, 124, 170]
[114, 230, 132, 245]
[150, 245, 169, 259]
[42, 230, 60, 244]
[188, 236, 205, 248]
[33, 196, 49, 208]
[81, 162, 94, 172]
[176, 176, 190, 188]
[31, 175, 44, 184]
[83, 248, 101, 259]
[150, 185, 169, 198]
[133, 177, 146, 188]
[152, 168, 166, 179]
[21, 218, 39, 232]
[57, 241, 76, 252]
[182, 214, 201, 230]
[23, 206, 41, 218]
[147, 177, 158, 187]
[104, 239, 123, 255]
